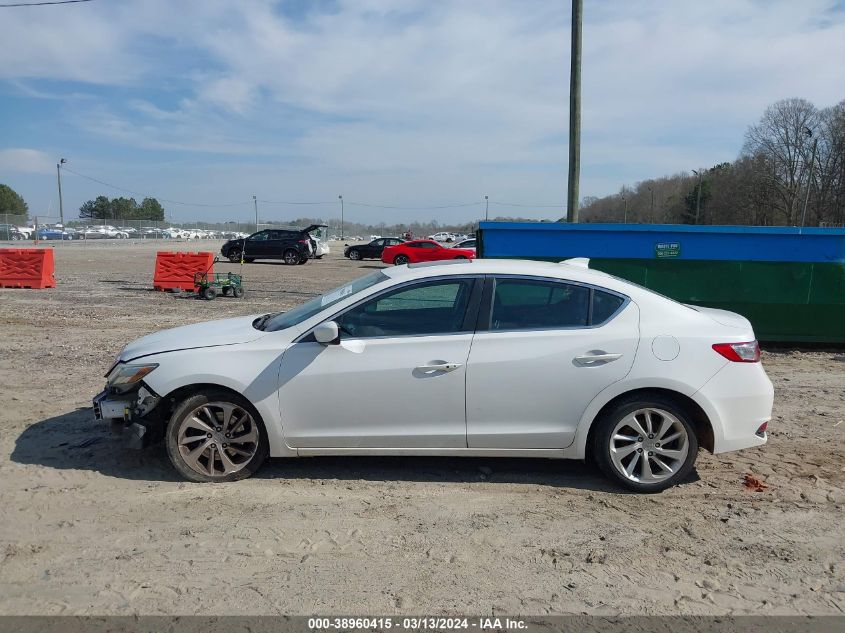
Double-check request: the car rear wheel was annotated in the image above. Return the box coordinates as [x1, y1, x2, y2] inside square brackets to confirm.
[593, 395, 698, 493]
[348, 250, 361, 260]
[283, 249, 300, 265]
[166, 390, 269, 483]
[394, 254, 409, 265]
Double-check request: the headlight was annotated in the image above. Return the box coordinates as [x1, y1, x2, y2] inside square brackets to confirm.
[107, 363, 158, 387]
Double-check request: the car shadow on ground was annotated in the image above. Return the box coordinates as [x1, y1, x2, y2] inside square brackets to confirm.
[12, 408, 700, 493]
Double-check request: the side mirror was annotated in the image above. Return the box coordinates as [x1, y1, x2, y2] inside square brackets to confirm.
[314, 321, 340, 345]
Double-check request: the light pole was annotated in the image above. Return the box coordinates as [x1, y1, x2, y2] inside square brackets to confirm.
[692, 169, 703, 224]
[252, 195, 258, 232]
[621, 194, 627, 223]
[484, 195, 489, 221]
[338, 195, 344, 240]
[57, 158, 67, 226]
[801, 127, 818, 228]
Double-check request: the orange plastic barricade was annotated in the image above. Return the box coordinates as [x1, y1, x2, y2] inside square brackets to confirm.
[0, 248, 56, 289]
[153, 251, 214, 291]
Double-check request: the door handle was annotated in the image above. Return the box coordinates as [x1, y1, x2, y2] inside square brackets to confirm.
[574, 352, 623, 366]
[416, 362, 462, 372]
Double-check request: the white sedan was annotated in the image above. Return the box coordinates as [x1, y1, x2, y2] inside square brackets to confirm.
[93, 259, 773, 492]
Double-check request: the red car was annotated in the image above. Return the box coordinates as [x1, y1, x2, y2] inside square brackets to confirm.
[381, 239, 476, 265]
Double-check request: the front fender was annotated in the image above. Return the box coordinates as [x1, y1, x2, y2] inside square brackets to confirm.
[140, 344, 294, 457]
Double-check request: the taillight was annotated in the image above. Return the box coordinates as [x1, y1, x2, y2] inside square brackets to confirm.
[299, 239, 309, 244]
[756, 421, 768, 437]
[712, 341, 761, 363]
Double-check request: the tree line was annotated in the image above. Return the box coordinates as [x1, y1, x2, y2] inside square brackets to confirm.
[580, 98, 845, 227]
[79, 196, 166, 221]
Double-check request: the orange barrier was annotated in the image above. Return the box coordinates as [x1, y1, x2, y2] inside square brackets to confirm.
[0, 248, 56, 289]
[153, 251, 214, 291]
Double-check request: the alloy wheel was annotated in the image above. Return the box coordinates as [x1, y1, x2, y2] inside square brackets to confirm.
[176, 402, 260, 478]
[608, 407, 690, 484]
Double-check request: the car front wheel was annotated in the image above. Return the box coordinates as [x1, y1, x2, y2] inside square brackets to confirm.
[227, 249, 242, 263]
[593, 395, 698, 493]
[166, 390, 269, 483]
[348, 249, 361, 260]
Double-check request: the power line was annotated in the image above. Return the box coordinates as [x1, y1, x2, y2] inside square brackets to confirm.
[347, 201, 479, 210]
[0, 0, 95, 7]
[489, 200, 566, 208]
[61, 166, 560, 212]
[258, 199, 335, 205]
[62, 167, 247, 208]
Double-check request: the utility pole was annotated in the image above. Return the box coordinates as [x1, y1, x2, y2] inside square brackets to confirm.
[648, 186, 655, 223]
[57, 158, 67, 226]
[692, 169, 703, 224]
[338, 195, 344, 240]
[253, 195, 258, 232]
[484, 195, 489, 221]
[566, 0, 583, 223]
[622, 194, 628, 223]
[801, 127, 818, 228]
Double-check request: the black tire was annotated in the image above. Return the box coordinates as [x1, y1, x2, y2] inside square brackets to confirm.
[202, 286, 217, 300]
[592, 394, 698, 493]
[297, 255, 308, 265]
[348, 249, 361, 261]
[165, 389, 269, 483]
[227, 250, 242, 263]
[283, 249, 300, 265]
[394, 254, 409, 265]
[221, 286, 232, 296]
[454, 255, 467, 259]
[232, 286, 245, 298]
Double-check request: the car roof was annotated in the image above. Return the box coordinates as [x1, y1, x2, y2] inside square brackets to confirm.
[382, 257, 655, 298]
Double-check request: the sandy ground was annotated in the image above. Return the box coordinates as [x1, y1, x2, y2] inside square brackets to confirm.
[0, 240, 843, 616]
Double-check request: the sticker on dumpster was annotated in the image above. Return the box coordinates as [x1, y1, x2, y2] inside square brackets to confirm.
[654, 242, 681, 258]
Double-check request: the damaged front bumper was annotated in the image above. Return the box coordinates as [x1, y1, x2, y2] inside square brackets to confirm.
[93, 384, 162, 449]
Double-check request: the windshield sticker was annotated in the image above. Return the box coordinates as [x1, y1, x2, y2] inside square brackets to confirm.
[321, 285, 353, 306]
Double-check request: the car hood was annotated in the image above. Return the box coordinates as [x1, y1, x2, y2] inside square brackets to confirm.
[118, 315, 267, 363]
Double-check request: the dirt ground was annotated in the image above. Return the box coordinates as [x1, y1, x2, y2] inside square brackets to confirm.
[0, 240, 843, 616]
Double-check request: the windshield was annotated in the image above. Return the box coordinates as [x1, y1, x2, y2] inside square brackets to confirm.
[261, 270, 389, 332]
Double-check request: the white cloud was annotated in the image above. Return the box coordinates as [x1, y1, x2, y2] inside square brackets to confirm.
[0, 149, 54, 175]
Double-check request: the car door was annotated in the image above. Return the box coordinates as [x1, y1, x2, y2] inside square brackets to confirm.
[244, 231, 271, 258]
[465, 276, 640, 449]
[276, 276, 483, 448]
[366, 239, 385, 258]
[415, 242, 441, 262]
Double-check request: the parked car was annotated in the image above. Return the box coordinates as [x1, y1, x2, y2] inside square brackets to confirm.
[93, 258, 773, 490]
[428, 231, 455, 242]
[344, 237, 405, 261]
[82, 227, 107, 239]
[381, 239, 475, 265]
[220, 225, 327, 265]
[15, 225, 34, 239]
[36, 228, 73, 240]
[0, 224, 24, 240]
[312, 236, 330, 259]
[453, 238, 476, 253]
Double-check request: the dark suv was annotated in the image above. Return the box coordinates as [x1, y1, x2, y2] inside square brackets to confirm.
[220, 225, 326, 265]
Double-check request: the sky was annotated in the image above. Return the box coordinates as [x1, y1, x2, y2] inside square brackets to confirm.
[2, 0, 845, 226]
